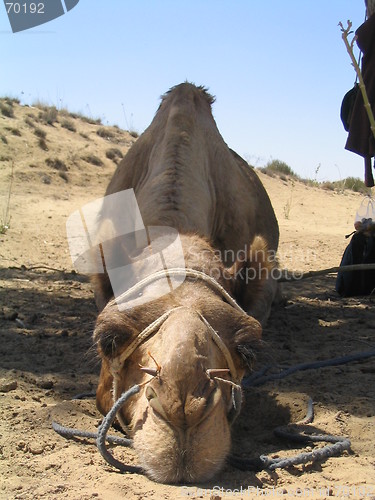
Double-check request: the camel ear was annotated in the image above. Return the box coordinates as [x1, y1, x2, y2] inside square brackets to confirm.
[228, 312, 263, 374]
[93, 303, 137, 359]
[228, 235, 278, 324]
[232, 315, 262, 344]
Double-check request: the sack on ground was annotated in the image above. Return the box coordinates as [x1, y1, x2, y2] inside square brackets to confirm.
[336, 231, 375, 296]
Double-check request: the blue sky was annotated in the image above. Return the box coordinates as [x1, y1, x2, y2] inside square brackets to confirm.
[1, 1, 367, 181]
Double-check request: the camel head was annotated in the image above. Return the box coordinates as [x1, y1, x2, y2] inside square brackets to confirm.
[93, 296, 261, 483]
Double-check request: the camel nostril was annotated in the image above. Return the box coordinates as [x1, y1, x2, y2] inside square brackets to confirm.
[149, 397, 168, 419]
[145, 386, 168, 420]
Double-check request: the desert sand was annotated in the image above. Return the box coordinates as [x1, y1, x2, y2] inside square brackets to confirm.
[0, 99, 374, 499]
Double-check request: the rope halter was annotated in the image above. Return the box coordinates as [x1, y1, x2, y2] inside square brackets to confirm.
[108, 268, 246, 431]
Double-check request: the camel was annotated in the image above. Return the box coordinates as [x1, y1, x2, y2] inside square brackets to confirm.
[92, 82, 279, 483]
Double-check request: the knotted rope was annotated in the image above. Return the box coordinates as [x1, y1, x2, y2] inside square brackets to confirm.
[109, 305, 241, 434]
[105, 267, 245, 434]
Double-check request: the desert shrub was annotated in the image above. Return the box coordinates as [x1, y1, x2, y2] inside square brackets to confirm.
[81, 154, 104, 166]
[38, 138, 48, 151]
[24, 116, 36, 128]
[263, 159, 298, 178]
[321, 181, 335, 191]
[105, 147, 123, 162]
[59, 108, 73, 118]
[129, 130, 139, 138]
[1, 135, 8, 144]
[299, 178, 319, 188]
[0, 102, 14, 118]
[38, 106, 58, 125]
[4, 97, 20, 105]
[9, 128, 21, 136]
[79, 114, 102, 125]
[342, 177, 369, 193]
[97, 127, 115, 139]
[45, 157, 68, 171]
[34, 127, 46, 139]
[258, 167, 275, 178]
[61, 119, 76, 132]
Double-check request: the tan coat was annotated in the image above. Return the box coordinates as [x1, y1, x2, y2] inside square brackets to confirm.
[93, 83, 279, 483]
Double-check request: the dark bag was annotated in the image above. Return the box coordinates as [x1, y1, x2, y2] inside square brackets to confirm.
[340, 83, 360, 132]
[336, 231, 375, 296]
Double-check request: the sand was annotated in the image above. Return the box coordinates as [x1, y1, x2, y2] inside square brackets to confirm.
[0, 100, 374, 499]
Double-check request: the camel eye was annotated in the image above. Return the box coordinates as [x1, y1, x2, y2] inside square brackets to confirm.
[145, 386, 157, 401]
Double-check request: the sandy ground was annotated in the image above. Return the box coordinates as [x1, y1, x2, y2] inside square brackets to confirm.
[0, 100, 375, 499]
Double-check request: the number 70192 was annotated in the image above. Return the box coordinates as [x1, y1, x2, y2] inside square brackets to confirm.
[5, 3, 45, 14]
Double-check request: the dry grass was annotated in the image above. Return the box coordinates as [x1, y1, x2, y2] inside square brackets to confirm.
[61, 119, 77, 132]
[260, 159, 298, 179]
[257, 160, 371, 196]
[24, 116, 36, 128]
[81, 154, 104, 166]
[0, 102, 14, 118]
[34, 127, 47, 139]
[45, 158, 68, 172]
[105, 147, 123, 162]
[0, 96, 137, 206]
[37, 106, 58, 125]
[38, 138, 48, 151]
[4, 126, 22, 137]
[97, 127, 115, 139]
[0, 97, 20, 118]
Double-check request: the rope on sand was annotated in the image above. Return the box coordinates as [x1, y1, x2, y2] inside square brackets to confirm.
[52, 390, 352, 475]
[52, 348, 375, 474]
[229, 398, 351, 471]
[242, 349, 375, 387]
[96, 385, 142, 474]
[52, 385, 142, 474]
[279, 262, 375, 282]
[52, 421, 132, 447]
